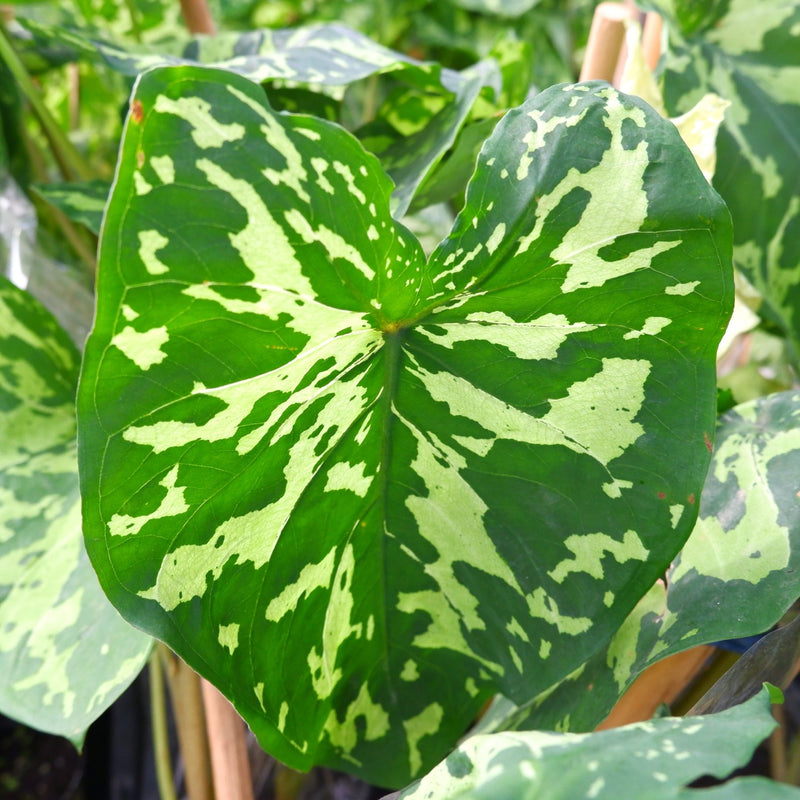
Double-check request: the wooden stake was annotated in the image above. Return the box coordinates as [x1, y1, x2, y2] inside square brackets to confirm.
[642, 12, 663, 71]
[580, 2, 639, 83]
[596, 646, 715, 730]
[162, 648, 214, 800]
[179, 0, 216, 35]
[201, 679, 255, 800]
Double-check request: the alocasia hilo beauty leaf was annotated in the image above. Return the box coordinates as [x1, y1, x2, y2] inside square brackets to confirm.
[77, 66, 732, 786]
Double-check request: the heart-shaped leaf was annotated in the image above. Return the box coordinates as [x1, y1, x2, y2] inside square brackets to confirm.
[77, 67, 731, 785]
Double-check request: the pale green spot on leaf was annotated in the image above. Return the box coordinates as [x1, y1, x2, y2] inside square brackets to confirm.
[134, 171, 152, 196]
[111, 325, 169, 370]
[665, 281, 700, 296]
[323, 683, 390, 755]
[324, 462, 373, 496]
[403, 703, 444, 776]
[218, 623, 240, 654]
[138, 230, 170, 275]
[548, 530, 649, 583]
[108, 465, 188, 537]
[154, 94, 245, 149]
[150, 155, 175, 184]
[284, 209, 375, 280]
[623, 317, 671, 340]
[419, 313, 598, 362]
[265, 550, 337, 623]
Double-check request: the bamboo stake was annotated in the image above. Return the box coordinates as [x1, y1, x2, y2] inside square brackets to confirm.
[201, 679, 255, 800]
[179, 0, 217, 35]
[579, 2, 639, 83]
[642, 12, 663, 71]
[596, 645, 715, 730]
[771, 704, 788, 782]
[161, 647, 215, 800]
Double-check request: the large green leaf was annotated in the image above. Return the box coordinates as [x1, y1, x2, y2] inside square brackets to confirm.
[77, 67, 732, 785]
[648, 0, 800, 351]
[483, 390, 800, 734]
[0, 276, 150, 742]
[397, 687, 795, 800]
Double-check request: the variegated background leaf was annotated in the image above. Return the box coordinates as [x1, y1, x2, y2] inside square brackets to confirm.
[482, 390, 800, 735]
[33, 179, 110, 235]
[77, 67, 731, 785]
[370, 61, 498, 216]
[19, 18, 463, 88]
[647, 0, 800, 350]
[0, 276, 150, 742]
[398, 687, 790, 800]
[19, 19, 494, 220]
[445, 0, 541, 17]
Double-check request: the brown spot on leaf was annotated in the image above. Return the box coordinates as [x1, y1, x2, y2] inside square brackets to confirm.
[131, 99, 144, 123]
[136, 150, 145, 168]
[657, 491, 666, 500]
[703, 432, 713, 453]
[688, 493, 695, 504]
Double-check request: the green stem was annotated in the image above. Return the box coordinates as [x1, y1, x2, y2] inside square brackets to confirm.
[123, 0, 143, 43]
[0, 23, 92, 182]
[23, 128, 97, 275]
[150, 647, 178, 800]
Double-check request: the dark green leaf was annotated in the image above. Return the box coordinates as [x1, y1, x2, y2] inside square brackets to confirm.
[689, 616, 800, 717]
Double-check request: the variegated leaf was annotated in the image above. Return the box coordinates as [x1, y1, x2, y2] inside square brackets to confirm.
[0, 276, 150, 742]
[398, 687, 787, 800]
[19, 18, 464, 90]
[374, 61, 498, 217]
[445, 0, 541, 17]
[648, 0, 800, 350]
[77, 67, 731, 785]
[484, 390, 800, 734]
[33, 179, 110, 235]
[19, 19, 488, 218]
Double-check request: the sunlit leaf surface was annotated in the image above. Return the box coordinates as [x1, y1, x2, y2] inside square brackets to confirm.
[77, 67, 731, 785]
